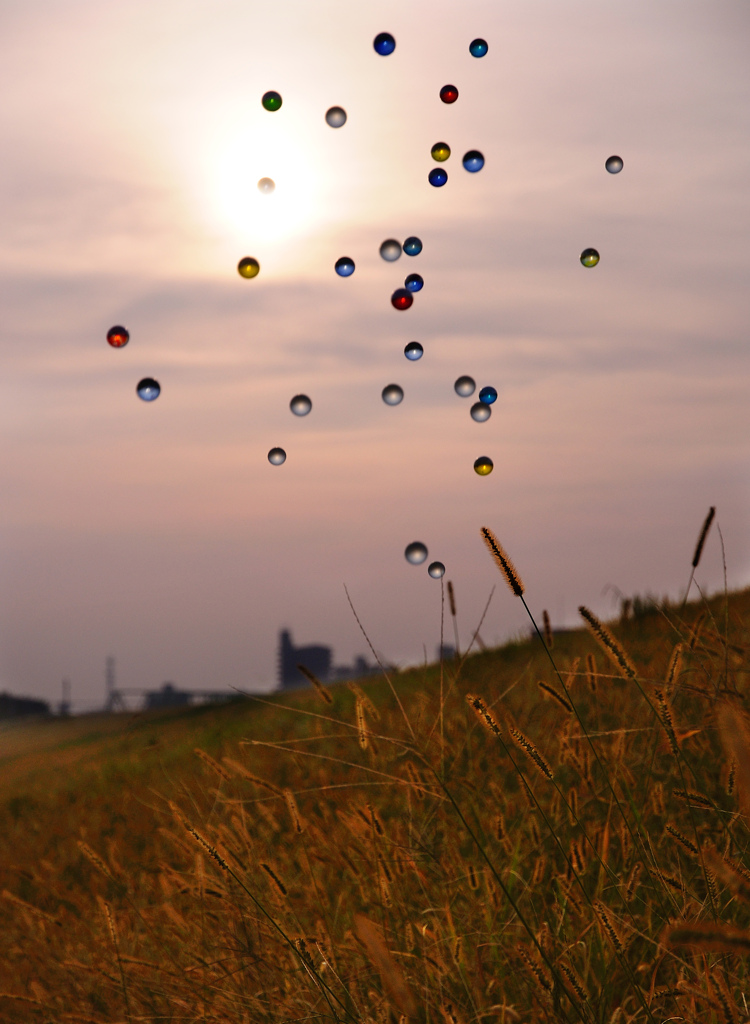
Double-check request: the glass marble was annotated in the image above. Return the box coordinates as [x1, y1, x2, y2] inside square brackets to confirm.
[404, 341, 423, 360]
[391, 288, 413, 310]
[290, 394, 312, 416]
[469, 38, 488, 57]
[479, 386, 497, 405]
[470, 402, 491, 422]
[380, 238, 402, 261]
[440, 84, 458, 104]
[107, 325, 129, 348]
[404, 273, 423, 293]
[261, 91, 282, 112]
[605, 155, 624, 174]
[373, 32, 395, 55]
[403, 236, 422, 256]
[382, 383, 404, 406]
[454, 375, 476, 397]
[237, 257, 260, 279]
[268, 447, 286, 465]
[463, 150, 484, 172]
[335, 256, 355, 277]
[137, 378, 160, 402]
[429, 167, 448, 187]
[257, 177, 275, 194]
[580, 248, 600, 268]
[325, 106, 347, 128]
[405, 541, 428, 565]
[428, 561, 446, 579]
[474, 456, 494, 476]
[431, 141, 451, 162]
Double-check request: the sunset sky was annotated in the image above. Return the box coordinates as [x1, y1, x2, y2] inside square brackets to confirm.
[1, 0, 749, 711]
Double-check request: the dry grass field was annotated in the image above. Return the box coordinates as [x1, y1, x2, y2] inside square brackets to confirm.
[2, 536, 750, 1023]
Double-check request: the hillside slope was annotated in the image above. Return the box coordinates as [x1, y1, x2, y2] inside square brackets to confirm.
[1, 586, 749, 1023]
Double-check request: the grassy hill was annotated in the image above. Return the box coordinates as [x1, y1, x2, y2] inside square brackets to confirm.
[1, 581, 749, 1023]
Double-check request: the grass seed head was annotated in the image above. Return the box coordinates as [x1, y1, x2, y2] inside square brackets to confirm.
[194, 747, 232, 781]
[480, 527, 525, 596]
[692, 506, 716, 568]
[579, 605, 637, 680]
[465, 693, 502, 737]
[509, 726, 554, 781]
[585, 652, 598, 693]
[662, 920, 750, 953]
[542, 609, 553, 648]
[537, 680, 573, 714]
[296, 663, 333, 704]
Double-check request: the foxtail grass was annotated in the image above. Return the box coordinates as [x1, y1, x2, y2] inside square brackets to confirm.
[681, 505, 716, 609]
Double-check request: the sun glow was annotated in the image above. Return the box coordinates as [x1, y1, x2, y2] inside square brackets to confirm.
[210, 119, 326, 252]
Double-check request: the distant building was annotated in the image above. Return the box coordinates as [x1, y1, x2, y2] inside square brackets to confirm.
[0, 692, 50, 719]
[330, 656, 377, 681]
[278, 630, 332, 690]
[144, 682, 191, 710]
[277, 630, 377, 691]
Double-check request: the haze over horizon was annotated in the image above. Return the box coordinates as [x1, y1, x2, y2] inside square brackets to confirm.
[1, 0, 749, 712]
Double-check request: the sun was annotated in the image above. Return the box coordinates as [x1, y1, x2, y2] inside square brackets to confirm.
[210, 117, 326, 252]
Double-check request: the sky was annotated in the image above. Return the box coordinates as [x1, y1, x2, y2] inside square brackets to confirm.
[1, 0, 749, 712]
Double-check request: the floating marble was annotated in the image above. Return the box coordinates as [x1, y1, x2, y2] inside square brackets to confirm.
[469, 38, 488, 57]
[454, 375, 476, 397]
[257, 177, 275, 194]
[431, 141, 451, 162]
[380, 238, 402, 262]
[580, 248, 600, 267]
[391, 289, 413, 310]
[404, 341, 423, 360]
[137, 378, 160, 402]
[428, 561, 446, 579]
[440, 84, 459, 104]
[605, 155, 623, 174]
[237, 257, 260, 279]
[404, 273, 423, 293]
[405, 541, 428, 564]
[325, 106, 347, 128]
[335, 256, 355, 277]
[479, 386, 497, 404]
[403, 236, 422, 256]
[290, 395, 312, 416]
[373, 32, 395, 55]
[429, 168, 448, 187]
[470, 402, 491, 422]
[474, 456, 494, 476]
[107, 325, 129, 348]
[261, 91, 282, 112]
[382, 383, 404, 405]
[463, 150, 484, 173]
[268, 447, 286, 465]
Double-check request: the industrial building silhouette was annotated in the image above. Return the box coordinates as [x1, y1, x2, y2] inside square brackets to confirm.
[277, 629, 377, 691]
[0, 692, 50, 719]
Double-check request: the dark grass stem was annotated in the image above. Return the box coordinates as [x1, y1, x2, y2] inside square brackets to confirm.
[447, 580, 461, 658]
[718, 522, 731, 696]
[440, 578, 445, 783]
[344, 583, 416, 744]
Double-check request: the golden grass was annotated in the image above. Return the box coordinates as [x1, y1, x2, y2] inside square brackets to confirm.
[1, 576, 750, 1022]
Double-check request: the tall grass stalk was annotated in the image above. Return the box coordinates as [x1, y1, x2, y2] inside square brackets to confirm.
[681, 506, 716, 610]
